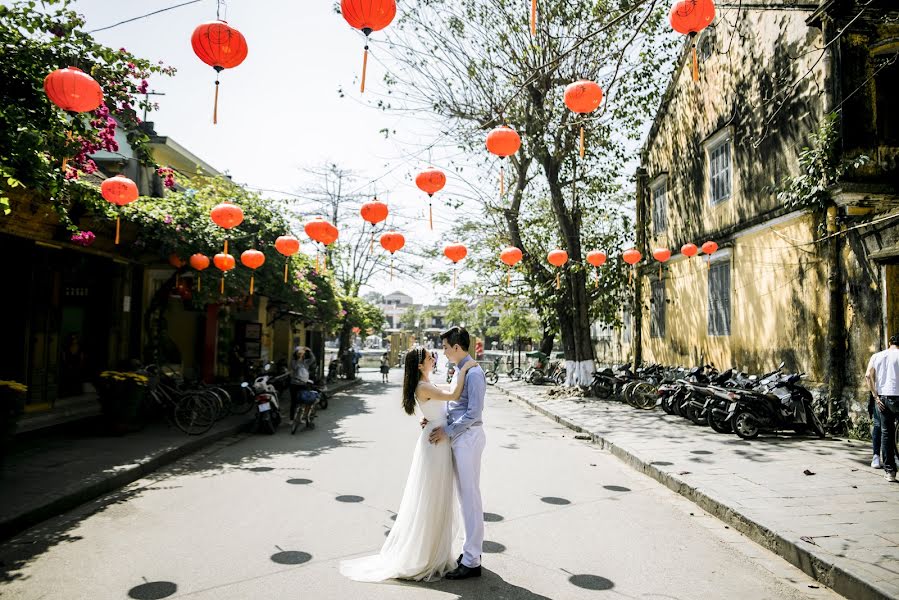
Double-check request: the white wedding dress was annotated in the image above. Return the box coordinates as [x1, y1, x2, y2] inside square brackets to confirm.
[340, 393, 459, 582]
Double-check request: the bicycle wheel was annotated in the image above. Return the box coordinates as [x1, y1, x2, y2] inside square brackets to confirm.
[203, 387, 230, 421]
[174, 393, 217, 435]
[509, 368, 523, 381]
[485, 371, 499, 385]
[622, 382, 638, 407]
[231, 385, 256, 415]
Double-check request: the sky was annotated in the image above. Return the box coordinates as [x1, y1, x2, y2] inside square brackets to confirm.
[71, 0, 473, 304]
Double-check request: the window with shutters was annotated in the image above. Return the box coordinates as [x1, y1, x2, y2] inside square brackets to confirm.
[708, 260, 731, 336]
[707, 133, 732, 205]
[651, 180, 667, 234]
[650, 277, 666, 338]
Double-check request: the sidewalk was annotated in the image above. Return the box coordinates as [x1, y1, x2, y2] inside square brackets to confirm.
[0, 378, 360, 541]
[495, 380, 899, 600]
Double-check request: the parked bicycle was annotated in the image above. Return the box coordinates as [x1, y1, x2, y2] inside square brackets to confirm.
[144, 365, 218, 436]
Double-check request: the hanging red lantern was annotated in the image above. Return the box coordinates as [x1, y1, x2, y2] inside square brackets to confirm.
[360, 198, 389, 252]
[352, 326, 361, 334]
[547, 249, 569, 290]
[341, 0, 397, 93]
[623, 248, 642, 285]
[444, 243, 467, 288]
[44, 67, 104, 113]
[586, 250, 607, 288]
[564, 80, 604, 158]
[701, 240, 718, 269]
[169, 254, 186, 268]
[652, 247, 672, 280]
[100, 176, 139, 244]
[210, 202, 244, 254]
[500, 246, 523, 286]
[486, 126, 522, 197]
[380, 231, 405, 281]
[190, 253, 210, 292]
[191, 20, 248, 124]
[670, 0, 716, 82]
[681, 242, 698, 258]
[240, 249, 265, 295]
[531, 0, 538, 35]
[415, 168, 446, 230]
[274, 235, 300, 283]
[213, 252, 236, 294]
[305, 217, 338, 270]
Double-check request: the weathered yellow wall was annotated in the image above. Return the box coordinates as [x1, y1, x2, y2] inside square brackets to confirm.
[642, 212, 829, 386]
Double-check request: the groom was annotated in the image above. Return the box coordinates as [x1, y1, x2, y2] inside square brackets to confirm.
[429, 326, 486, 580]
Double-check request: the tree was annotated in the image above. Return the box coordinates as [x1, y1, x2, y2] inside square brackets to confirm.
[377, 0, 674, 383]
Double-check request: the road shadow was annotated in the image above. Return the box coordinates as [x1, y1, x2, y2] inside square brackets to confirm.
[394, 567, 553, 599]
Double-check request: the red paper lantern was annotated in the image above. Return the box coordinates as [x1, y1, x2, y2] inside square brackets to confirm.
[380, 230, 405, 281]
[101, 176, 139, 244]
[305, 217, 334, 244]
[486, 126, 522, 198]
[190, 253, 210, 292]
[169, 254, 186, 268]
[586, 250, 607, 288]
[352, 326, 361, 334]
[210, 202, 244, 254]
[416, 168, 446, 230]
[623, 249, 642, 265]
[500, 246, 523, 286]
[44, 67, 104, 113]
[670, 0, 716, 81]
[191, 21, 248, 124]
[275, 235, 300, 256]
[444, 243, 468, 288]
[701, 240, 718, 255]
[360, 199, 389, 225]
[240, 249, 265, 295]
[653, 247, 672, 280]
[341, 0, 397, 93]
[564, 80, 604, 158]
[547, 249, 568, 290]
[681, 243, 698, 258]
[214, 252, 235, 293]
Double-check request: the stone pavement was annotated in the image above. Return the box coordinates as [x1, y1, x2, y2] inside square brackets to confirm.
[0, 378, 360, 541]
[495, 379, 899, 600]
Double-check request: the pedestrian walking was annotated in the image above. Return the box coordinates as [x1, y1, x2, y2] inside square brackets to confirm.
[380, 353, 390, 383]
[865, 333, 899, 481]
[869, 392, 883, 468]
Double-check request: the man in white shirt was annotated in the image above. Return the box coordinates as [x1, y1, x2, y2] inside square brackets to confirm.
[866, 333, 899, 482]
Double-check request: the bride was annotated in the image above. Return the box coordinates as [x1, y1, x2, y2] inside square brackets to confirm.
[340, 346, 474, 582]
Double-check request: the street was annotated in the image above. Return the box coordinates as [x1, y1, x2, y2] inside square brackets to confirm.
[0, 371, 840, 600]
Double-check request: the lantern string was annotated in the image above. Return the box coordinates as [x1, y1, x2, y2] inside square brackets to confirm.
[361, 44, 369, 93]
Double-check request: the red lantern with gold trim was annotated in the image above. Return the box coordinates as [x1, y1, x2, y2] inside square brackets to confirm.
[670, 0, 715, 82]
[701, 240, 718, 269]
[486, 126, 522, 198]
[44, 67, 103, 113]
[564, 80, 604, 158]
[213, 252, 236, 294]
[101, 176, 139, 244]
[380, 231, 405, 281]
[547, 249, 569, 290]
[500, 246, 523, 286]
[341, 0, 396, 93]
[275, 235, 300, 282]
[415, 168, 446, 230]
[360, 198, 389, 251]
[623, 248, 642, 285]
[305, 216, 338, 271]
[681, 242, 698, 258]
[652, 247, 672, 279]
[190, 253, 210, 291]
[191, 20, 248, 124]
[240, 249, 265, 295]
[586, 250, 607, 287]
[443, 243, 467, 289]
[210, 202, 244, 254]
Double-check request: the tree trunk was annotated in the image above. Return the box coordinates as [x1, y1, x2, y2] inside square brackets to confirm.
[338, 321, 355, 380]
[633, 168, 648, 371]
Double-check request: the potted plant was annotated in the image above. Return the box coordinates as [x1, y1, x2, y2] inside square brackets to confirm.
[0, 380, 26, 466]
[96, 371, 150, 434]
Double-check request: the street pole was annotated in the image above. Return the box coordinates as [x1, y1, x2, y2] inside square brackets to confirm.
[633, 167, 648, 372]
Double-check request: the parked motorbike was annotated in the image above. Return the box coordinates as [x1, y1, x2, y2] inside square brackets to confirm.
[246, 363, 288, 434]
[727, 370, 826, 439]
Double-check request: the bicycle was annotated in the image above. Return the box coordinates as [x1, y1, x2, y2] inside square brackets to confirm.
[482, 357, 501, 385]
[144, 366, 218, 435]
[156, 365, 236, 421]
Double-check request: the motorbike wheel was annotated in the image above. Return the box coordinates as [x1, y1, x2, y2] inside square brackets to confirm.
[631, 383, 659, 410]
[684, 403, 704, 425]
[485, 371, 499, 385]
[318, 394, 329, 410]
[732, 410, 760, 439]
[708, 411, 733, 434]
[592, 379, 613, 399]
[291, 416, 301, 435]
[660, 395, 675, 415]
[261, 412, 277, 435]
[527, 370, 544, 385]
[232, 385, 256, 415]
[807, 406, 826, 439]
[509, 368, 523, 381]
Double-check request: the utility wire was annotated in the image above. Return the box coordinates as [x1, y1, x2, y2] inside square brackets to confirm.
[87, 0, 204, 33]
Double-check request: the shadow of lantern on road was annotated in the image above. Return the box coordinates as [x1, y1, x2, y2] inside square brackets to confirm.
[540, 497, 571, 505]
[271, 551, 312, 565]
[336, 495, 365, 503]
[483, 540, 506, 553]
[569, 574, 614, 590]
[603, 485, 631, 492]
[484, 512, 504, 522]
[128, 581, 177, 599]
[287, 478, 313, 485]
[249, 467, 274, 472]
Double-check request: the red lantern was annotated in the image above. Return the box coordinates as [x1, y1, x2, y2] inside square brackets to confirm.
[305, 217, 338, 270]
[213, 252, 236, 294]
[670, 0, 716, 82]
[380, 231, 405, 280]
[416, 168, 446, 230]
[586, 250, 607, 288]
[275, 235, 300, 283]
[564, 80, 604, 158]
[547, 249, 569, 289]
[623, 248, 642, 285]
[701, 240, 718, 269]
[241, 249, 265, 295]
[190, 253, 210, 292]
[44, 67, 103, 113]
[361, 198, 389, 252]
[191, 21, 248, 124]
[352, 326, 361, 334]
[341, 0, 397, 93]
[681, 243, 698, 258]
[444, 243, 467, 288]
[101, 176, 139, 244]
[486, 126, 522, 197]
[653, 247, 672, 280]
[500, 246, 523, 286]
[169, 254, 186, 268]
[210, 202, 244, 254]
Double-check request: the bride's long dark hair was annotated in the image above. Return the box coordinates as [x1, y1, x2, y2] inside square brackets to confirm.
[402, 346, 427, 415]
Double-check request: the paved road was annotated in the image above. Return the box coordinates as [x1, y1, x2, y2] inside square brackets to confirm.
[0, 373, 840, 599]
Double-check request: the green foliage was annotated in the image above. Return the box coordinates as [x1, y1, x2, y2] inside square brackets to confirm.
[340, 295, 385, 335]
[777, 113, 869, 212]
[0, 0, 174, 230]
[489, 299, 540, 344]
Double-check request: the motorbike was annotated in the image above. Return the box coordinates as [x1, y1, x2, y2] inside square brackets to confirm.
[446, 362, 456, 384]
[246, 363, 289, 434]
[726, 370, 826, 439]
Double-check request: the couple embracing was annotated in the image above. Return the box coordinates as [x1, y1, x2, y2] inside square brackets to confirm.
[340, 326, 487, 582]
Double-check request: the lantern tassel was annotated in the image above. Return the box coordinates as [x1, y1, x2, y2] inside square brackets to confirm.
[499, 164, 505, 197]
[213, 78, 220, 125]
[659, 264, 663, 280]
[250, 275, 254, 296]
[531, 0, 537, 35]
[595, 268, 599, 288]
[390, 258, 394, 281]
[556, 272, 560, 289]
[61, 131, 73, 173]
[453, 267, 456, 289]
[197, 276, 201, 292]
[629, 267, 633, 286]
[220, 276, 224, 295]
[692, 43, 699, 82]
[429, 202, 433, 231]
[284, 263, 289, 283]
[579, 126, 585, 159]
[507, 269, 511, 287]
[361, 45, 369, 93]
[115, 216, 121, 245]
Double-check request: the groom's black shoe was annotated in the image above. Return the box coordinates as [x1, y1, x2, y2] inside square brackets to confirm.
[445, 564, 482, 580]
[457, 554, 481, 566]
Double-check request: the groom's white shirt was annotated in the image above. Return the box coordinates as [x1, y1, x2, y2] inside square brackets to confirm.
[445, 355, 485, 440]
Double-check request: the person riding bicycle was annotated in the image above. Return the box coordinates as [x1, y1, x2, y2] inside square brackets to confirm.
[290, 346, 318, 430]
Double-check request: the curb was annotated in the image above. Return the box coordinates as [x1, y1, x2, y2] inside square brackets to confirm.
[0, 378, 361, 542]
[496, 383, 895, 600]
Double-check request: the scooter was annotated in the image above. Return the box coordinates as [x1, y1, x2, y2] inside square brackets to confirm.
[727, 370, 825, 440]
[247, 364, 288, 434]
